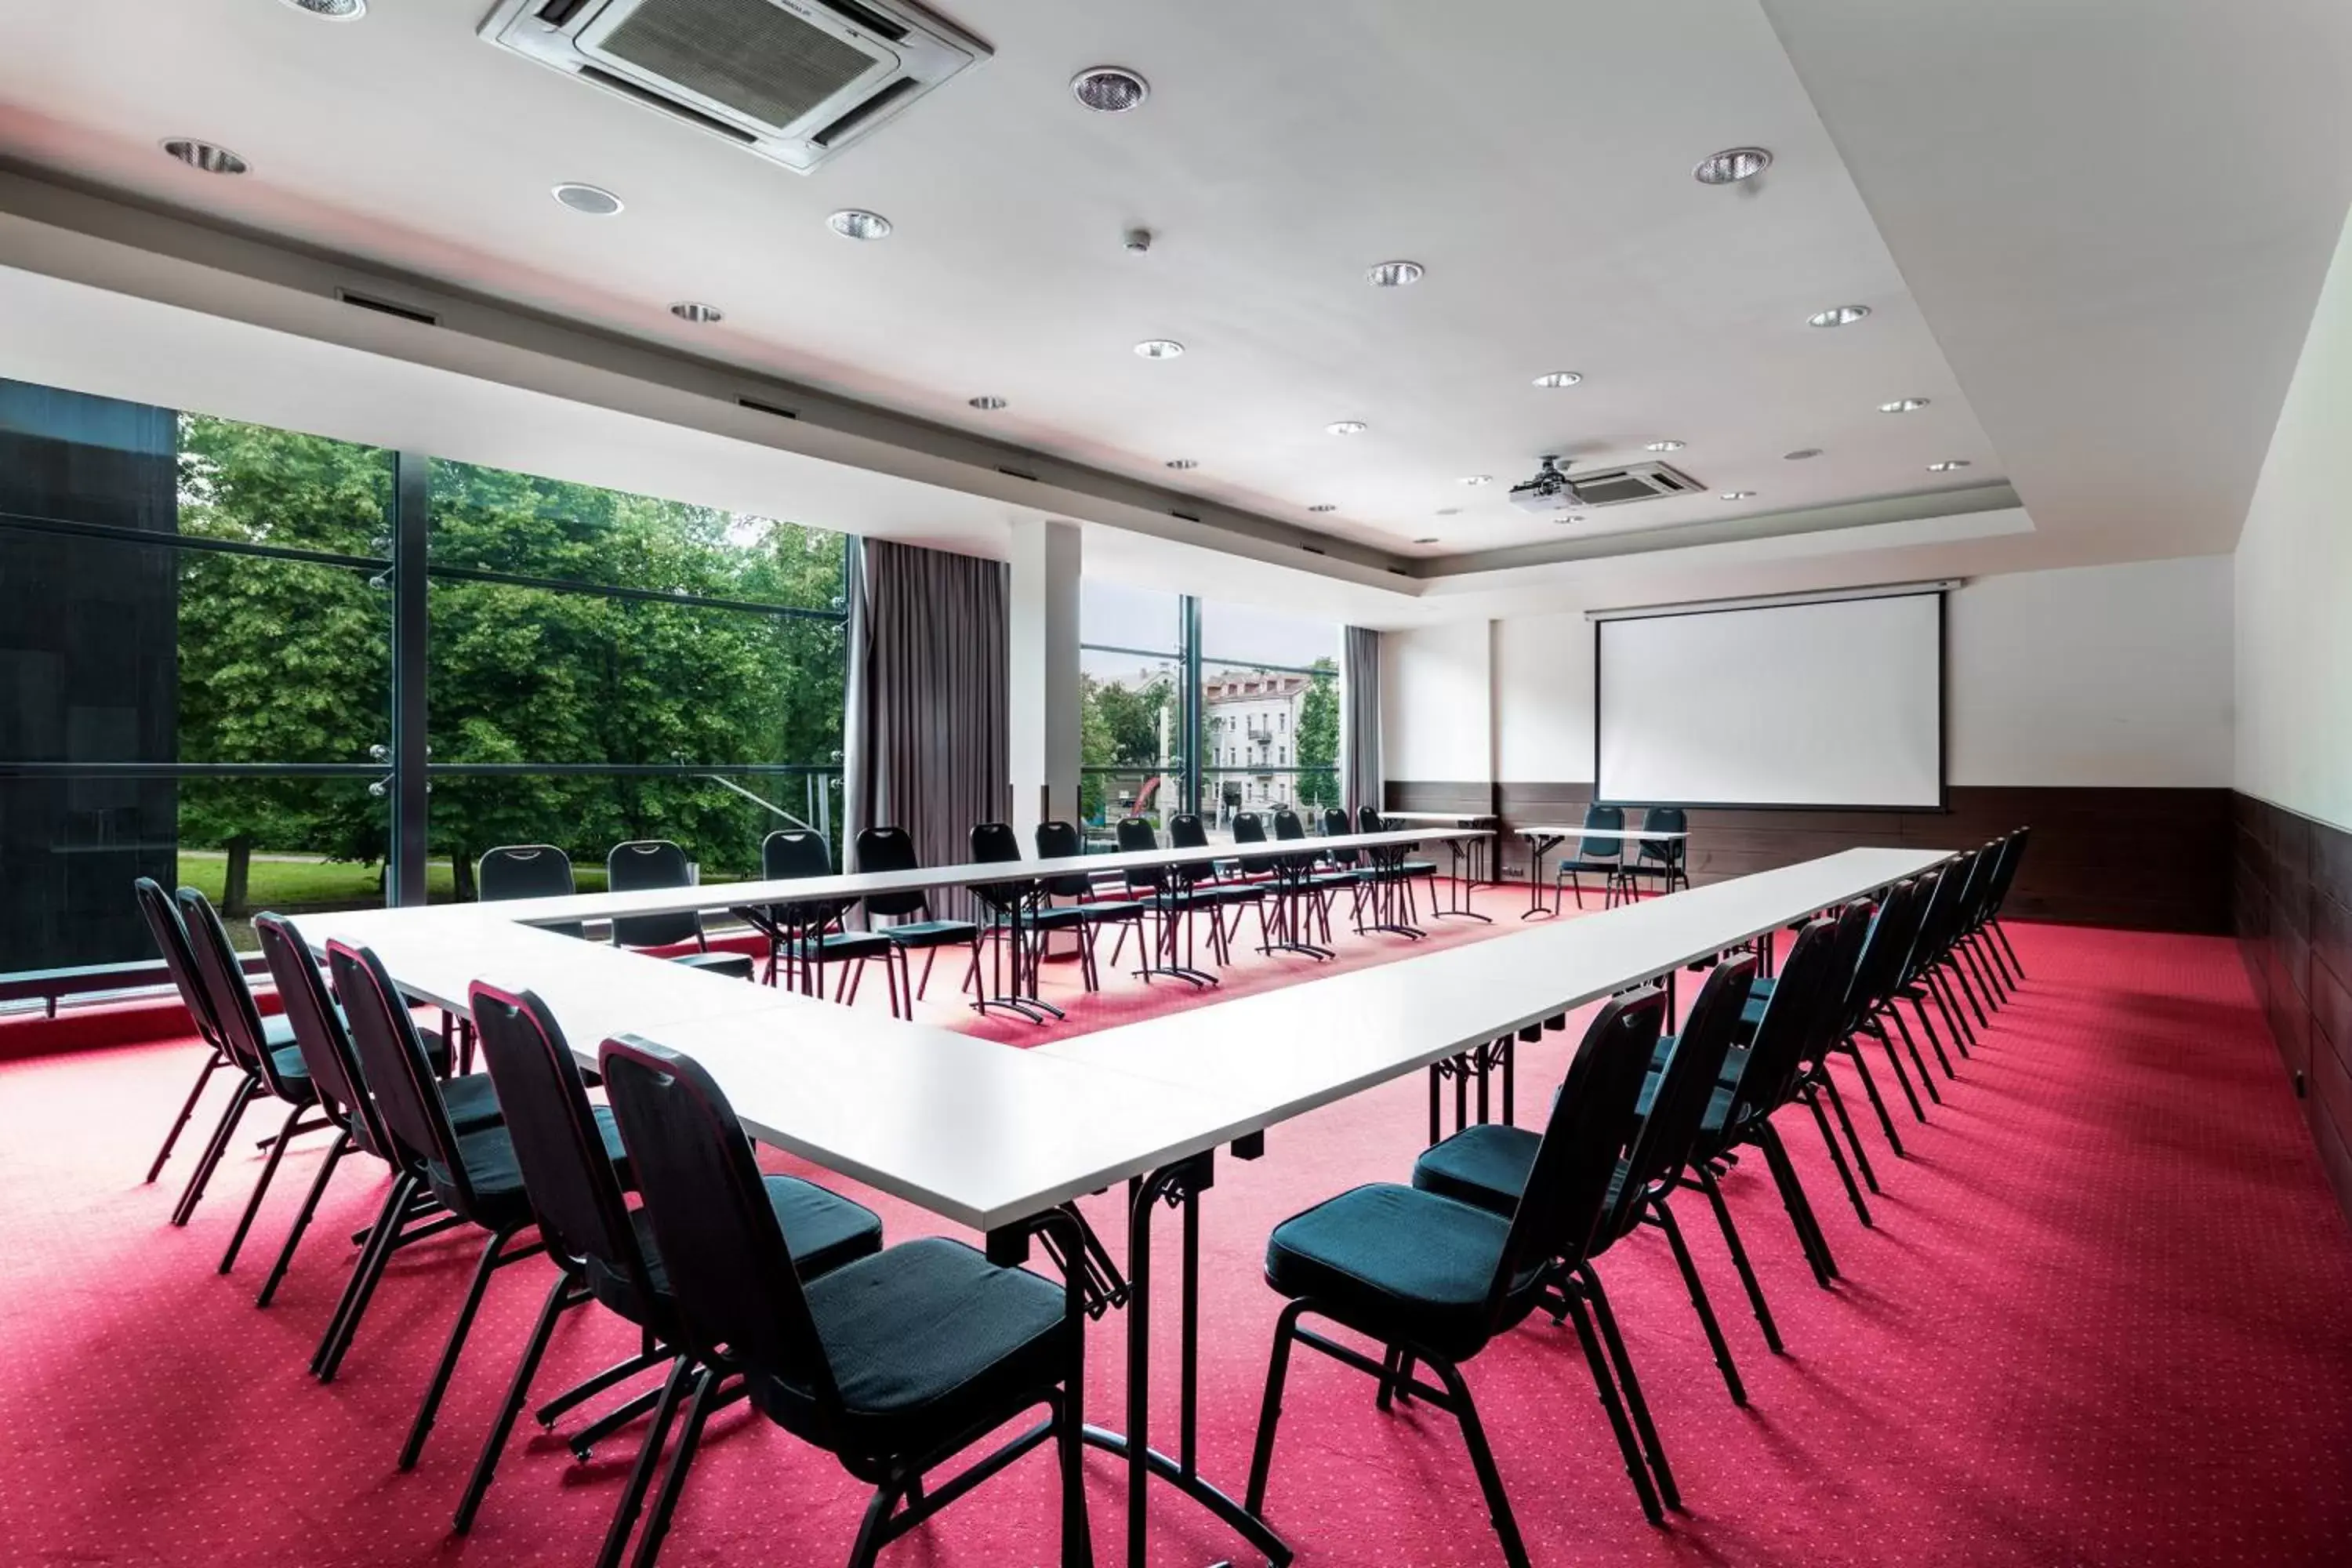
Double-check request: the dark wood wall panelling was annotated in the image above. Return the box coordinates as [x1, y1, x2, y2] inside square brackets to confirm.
[2233, 793, 2352, 1222]
[1385, 780, 2230, 935]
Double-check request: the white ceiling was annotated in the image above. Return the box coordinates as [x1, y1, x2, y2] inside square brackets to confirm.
[0, 0, 2344, 627]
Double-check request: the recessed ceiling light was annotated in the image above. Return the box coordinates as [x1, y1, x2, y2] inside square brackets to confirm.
[1721, 490, 1757, 500]
[1693, 146, 1773, 185]
[1072, 66, 1149, 114]
[1327, 420, 1368, 436]
[281, 0, 366, 16]
[1367, 260, 1425, 288]
[1880, 397, 1931, 413]
[1809, 304, 1870, 328]
[1460, 475, 1493, 487]
[1413, 536, 1440, 545]
[967, 395, 1007, 411]
[1551, 514, 1586, 524]
[827, 209, 891, 241]
[1645, 439, 1686, 452]
[1783, 448, 1823, 461]
[1165, 459, 1199, 470]
[161, 139, 247, 176]
[1927, 459, 1973, 472]
[669, 301, 724, 324]
[1435, 507, 1462, 517]
[552, 183, 623, 216]
[1531, 372, 1583, 388]
[1308, 504, 1338, 514]
[1134, 339, 1185, 360]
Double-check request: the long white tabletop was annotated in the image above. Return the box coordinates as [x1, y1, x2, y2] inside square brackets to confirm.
[302, 844, 1946, 1232]
[1380, 810, 1497, 823]
[475, 826, 1489, 929]
[1517, 823, 1689, 841]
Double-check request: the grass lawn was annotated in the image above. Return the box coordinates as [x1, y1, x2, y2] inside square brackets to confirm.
[176, 851, 610, 947]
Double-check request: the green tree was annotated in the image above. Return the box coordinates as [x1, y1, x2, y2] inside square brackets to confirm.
[1296, 658, 1341, 811]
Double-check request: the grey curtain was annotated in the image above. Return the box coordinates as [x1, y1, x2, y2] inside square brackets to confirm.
[1342, 625, 1383, 820]
[842, 537, 1010, 918]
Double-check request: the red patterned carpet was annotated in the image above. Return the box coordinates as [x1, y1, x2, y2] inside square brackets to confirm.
[4, 901, 2350, 1567]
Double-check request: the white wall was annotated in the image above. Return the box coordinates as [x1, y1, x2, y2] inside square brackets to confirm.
[1381, 621, 1492, 782]
[1385, 555, 2235, 789]
[2237, 204, 2352, 832]
[1947, 556, 2234, 786]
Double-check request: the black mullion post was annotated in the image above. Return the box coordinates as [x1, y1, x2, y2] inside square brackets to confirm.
[388, 452, 430, 907]
[1181, 595, 1203, 818]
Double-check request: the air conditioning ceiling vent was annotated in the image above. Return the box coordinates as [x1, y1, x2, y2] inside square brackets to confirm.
[481, 0, 989, 174]
[1567, 461, 1704, 507]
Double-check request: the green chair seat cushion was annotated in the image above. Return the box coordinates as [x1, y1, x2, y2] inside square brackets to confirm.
[1264, 1183, 1542, 1362]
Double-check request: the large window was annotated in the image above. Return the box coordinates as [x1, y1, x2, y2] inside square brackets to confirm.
[0, 377, 845, 987]
[1076, 580, 1340, 847]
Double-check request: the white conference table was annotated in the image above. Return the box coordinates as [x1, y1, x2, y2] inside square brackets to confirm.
[302, 841, 1947, 1568]
[1373, 811, 1500, 920]
[1516, 822, 1691, 920]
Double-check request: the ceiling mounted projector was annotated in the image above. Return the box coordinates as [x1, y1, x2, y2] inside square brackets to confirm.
[1508, 455, 1581, 515]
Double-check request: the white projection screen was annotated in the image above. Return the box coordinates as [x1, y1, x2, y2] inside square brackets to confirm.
[1595, 593, 1944, 808]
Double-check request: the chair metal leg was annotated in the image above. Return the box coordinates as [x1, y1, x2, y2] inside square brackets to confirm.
[1992, 917, 2025, 977]
[845, 1471, 908, 1568]
[1653, 1196, 1744, 1405]
[1560, 1290, 1665, 1524]
[171, 1069, 259, 1227]
[1758, 1123, 1837, 1285]
[456, 1272, 582, 1533]
[1837, 1037, 1906, 1157]
[1244, 1301, 1305, 1514]
[400, 1225, 524, 1471]
[1698, 1164, 1782, 1353]
[317, 1171, 415, 1381]
[593, 1356, 692, 1568]
[1929, 970, 1976, 1056]
[146, 1046, 228, 1184]
[258, 1130, 350, 1306]
[1813, 1065, 1880, 1196]
[1804, 1086, 1873, 1226]
[629, 1364, 723, 1568]
[1907, 994, 1958, 1079]
[1947, 952, 1991, 1027]
[1577, 1265, 1679, 1511]
[1867, 1019, 1929, 1123]
[1432, 1358, 1534, 1568]
[220, 1099, 309, 1275]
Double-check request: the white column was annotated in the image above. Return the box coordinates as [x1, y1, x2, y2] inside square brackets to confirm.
[1007, 517, 1082, 844]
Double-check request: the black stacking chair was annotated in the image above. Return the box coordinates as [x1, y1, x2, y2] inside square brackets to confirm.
[758, 829, 893, 1005]
[1116, 815, 1218, 980]
[1033, 819, 1149, 982]
[1822, 879, 1937, 1138]
[1168, 812, 1250, 964]
[1555, 804, 1628, 911]
[455, 983, 881, 1545]
[606, 840, 757, 981]
[1673, 917, 1846, 1353]
[1313, 807, 1374, 935]
[1247, 989, 1666, 1562]
[1411, 960, 1756, 1511]
[134, 876, 239, 1190]
[1633, 807, 1690, 896]
[1981, 828, 2031, 978]
[1891, 860, 1976, 1071]
[325, 938, 630, 1467]
[172, 886, 331, 1276]
[597, 1035, 1091, 1568]
[479, 844, 590, 940]
[250, 913, 502, 1315]
[970, 820, 1074, 1016]
[853, 825, 983, 1010]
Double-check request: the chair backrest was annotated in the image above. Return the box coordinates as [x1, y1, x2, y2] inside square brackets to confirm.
[1638, 807, 1686, 866]
[1722, 916, 1842, 1127]
[969, 822, 1027, 915]
[1272, 808, 1308, 842]
[136, 877, 223, 1053]
[1486, 989, 1665, 1314]
[471, 982, 659, 1317]
[174, 886, 302, 1097]
[253, 912, 380, 1143]
[1844, 879, 1925, 1029]
[1164, 814, 1214, 887]
[1579, 804, 1626, 862]
[326, 939, 474, 1206]
[1231, 811, 1282, 875]
[1317, 808, 1360, 868]
[1989, 828, 2030, 914]
[1913, 851, 1980, 971]
[1804, 902, 1874, 1064]
[1034, 820, 1097, 899]
[598, 1035, 842, 1415]
[1604, 956, 1755, 1238]
[1116, 815, 1168, 892]
[1892, 866, 1952, 985]
[761, 829, 850, 929]
[607, 840, 705, 951]
[478, 844, 586, 941]
[854, 826, 933, 919]
[1354, 804, 1387, 835]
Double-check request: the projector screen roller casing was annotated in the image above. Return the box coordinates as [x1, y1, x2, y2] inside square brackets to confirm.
[1595, 593, 1944, 809]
